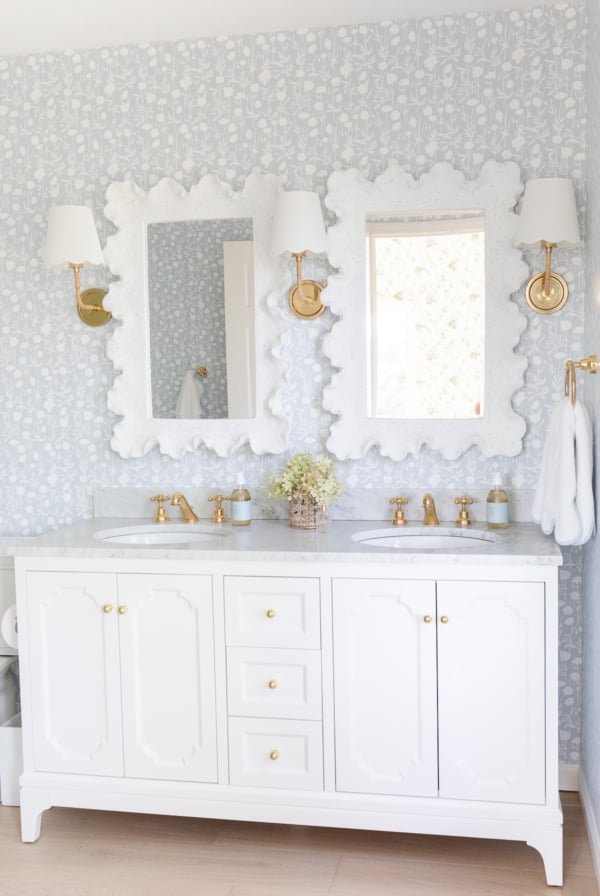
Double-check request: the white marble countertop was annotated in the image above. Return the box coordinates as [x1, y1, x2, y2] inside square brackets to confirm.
[9, 518, 562, 566]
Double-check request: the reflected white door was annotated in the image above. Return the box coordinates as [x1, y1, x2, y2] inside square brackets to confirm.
[223, 240, 255, 418]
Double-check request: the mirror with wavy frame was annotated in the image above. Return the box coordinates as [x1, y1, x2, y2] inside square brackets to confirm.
[103, 174, 290, 458]
[322, 161, 529, 460]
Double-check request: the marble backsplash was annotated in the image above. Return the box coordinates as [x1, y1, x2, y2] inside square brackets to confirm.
[93, 486, 536, 525]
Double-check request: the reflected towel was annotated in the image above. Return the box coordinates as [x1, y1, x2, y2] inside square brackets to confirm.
[175, 369, 204, 419]
[532, 396, 595, 546]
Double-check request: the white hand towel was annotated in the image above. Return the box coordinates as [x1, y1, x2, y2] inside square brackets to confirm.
[175, 369, 204, 419]
[532, 396, 595, 546]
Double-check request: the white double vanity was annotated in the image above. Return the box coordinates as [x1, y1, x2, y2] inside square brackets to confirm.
[12, 517, 564, 885]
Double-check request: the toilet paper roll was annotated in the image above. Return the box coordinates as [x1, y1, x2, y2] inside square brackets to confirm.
[1, 605, 18, 650]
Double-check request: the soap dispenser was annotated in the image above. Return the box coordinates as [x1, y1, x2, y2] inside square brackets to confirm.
[230, 474, 252, 526]
[486, 474, 509, 529]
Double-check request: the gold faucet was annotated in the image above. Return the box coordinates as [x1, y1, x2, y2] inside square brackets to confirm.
[389, 496, 409, 526]
[208, 493, 230, 524]
[171, 492, 199, 523]
[422, 493, 440, 526]
[454, 495, 473, 527]
[150, 494, 171, 523]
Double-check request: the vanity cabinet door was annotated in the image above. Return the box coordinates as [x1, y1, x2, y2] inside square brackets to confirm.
[117, 574, 218, 783]
[332, 578, 438, 797]
[437, 581, 546, 805]
[24, 571, 123, 777]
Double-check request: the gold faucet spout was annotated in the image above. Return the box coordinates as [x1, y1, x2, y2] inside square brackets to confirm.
[171, 492, 199, 523]
[422, 493, 440, 526]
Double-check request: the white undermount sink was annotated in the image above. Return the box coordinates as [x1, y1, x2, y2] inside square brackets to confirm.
[352, 527, 497, 549]
[94, 524, 232, 545]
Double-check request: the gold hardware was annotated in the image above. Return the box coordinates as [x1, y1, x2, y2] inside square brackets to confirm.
[289, 254, 326, 320]
[524, 242, 569, 314]
[422, 493, 440, 526]
[389, 496, 409, 526]
[150, 494, 171, 523]
[440, 615, 449, 624]
[266, 609, 276, 619]
[69, 263, 112, 327]
[454, 495, 473, 527]
[423, 615, 433, 624]
[208, 493, 230, 524]
[103, 604, 113, 614]
[195, 366, 209, 378]
[565, 354, 598, 406]
[118, 605, 128, 615]
[170, 492, 199, 523]
[269, 749, 280, 761]
[268, 680, 278, 689]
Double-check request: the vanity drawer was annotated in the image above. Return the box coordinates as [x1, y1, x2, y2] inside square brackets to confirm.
[228, 717, 323, 790]
[227, 647, 322, 720]
[224, 577, 320, 649]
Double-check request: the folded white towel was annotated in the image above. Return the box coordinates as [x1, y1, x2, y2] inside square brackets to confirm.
[532, 396, 595, 546]
[175, 369, 204, 419]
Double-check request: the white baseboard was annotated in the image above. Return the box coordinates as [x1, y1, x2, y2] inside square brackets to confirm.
[579, 770, 600, 890]
[560, 762, 580, 791]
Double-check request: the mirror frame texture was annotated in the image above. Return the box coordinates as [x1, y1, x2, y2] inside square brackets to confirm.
[322, 161, 529, 461]
[103, 174, 290, 458]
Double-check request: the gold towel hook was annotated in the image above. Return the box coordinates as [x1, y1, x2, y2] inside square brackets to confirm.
[564, 354, 598, 406]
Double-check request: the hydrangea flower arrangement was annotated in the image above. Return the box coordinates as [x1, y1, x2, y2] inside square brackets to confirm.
[267, 451, 344, 506]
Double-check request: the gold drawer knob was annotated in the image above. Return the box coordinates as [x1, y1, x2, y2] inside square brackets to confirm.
[269, 749, 279, 761]
[268, 680, 278, 690]
[423, 614, 432, 624]
[118, 605, 129, 615]
[103, 604, 113, 614]
[440, 615, 449, 624]
[266, 609, 276, 619]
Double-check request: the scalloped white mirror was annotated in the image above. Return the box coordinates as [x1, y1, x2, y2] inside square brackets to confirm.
[103, 174, 289, 458]
[322, 161, 529, 460]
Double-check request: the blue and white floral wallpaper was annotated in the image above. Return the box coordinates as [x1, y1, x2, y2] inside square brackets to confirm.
[0, 4, 588, 764]
[583, 0, 600, 837]
[147, 217, 253, 418]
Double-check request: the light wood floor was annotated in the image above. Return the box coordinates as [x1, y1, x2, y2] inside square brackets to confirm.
[0, 792, 596, 895]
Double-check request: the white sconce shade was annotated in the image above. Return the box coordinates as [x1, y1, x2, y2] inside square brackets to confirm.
[45, 205, 104, 269]
[44, 204, 111, 326]
[271, 190, 327, 320]
[271, 191, 327, 256]
[514, 177, 580, 248]
[514, 177, 580, 314]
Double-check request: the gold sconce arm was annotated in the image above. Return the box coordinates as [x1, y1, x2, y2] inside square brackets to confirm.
[70, 263, 112, 326]
[288, 252, 325, 320]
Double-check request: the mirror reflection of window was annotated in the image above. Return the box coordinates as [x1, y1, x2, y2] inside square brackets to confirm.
[147, 217, 255, 420]
[366, 214, 486, 420]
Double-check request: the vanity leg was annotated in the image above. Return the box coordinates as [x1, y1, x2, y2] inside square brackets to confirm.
[20, 789, 51, 842]
[527, 827, 563, 886]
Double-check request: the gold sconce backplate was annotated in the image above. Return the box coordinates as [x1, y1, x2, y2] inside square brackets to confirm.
[289, 281, 326, 320]
[77, 288, 112, 327]
[525, 272, 569, 315]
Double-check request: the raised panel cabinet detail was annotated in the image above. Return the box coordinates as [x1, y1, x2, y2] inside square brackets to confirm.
[224, 576, 320, 648]
[437, 580, 545, 804]
[25, 571, 123, 777]
[333, 578, 438, 797]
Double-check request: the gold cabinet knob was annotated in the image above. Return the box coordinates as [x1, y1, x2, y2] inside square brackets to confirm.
[269, 749, 279, 761]
[268, 680, 278, 689]
[423, 614, 432, 624]
[103, 604, 113, 614]
[266, 609, 276, 619]
[440, 615, 449, 624]
[118, 605, 129, 615]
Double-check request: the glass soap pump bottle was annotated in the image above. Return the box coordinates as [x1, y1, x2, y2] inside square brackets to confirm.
[229, 474, 252, 526]
[486, 473, 509, 529]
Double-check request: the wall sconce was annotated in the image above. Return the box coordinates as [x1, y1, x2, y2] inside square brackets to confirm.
[271, 191, 327, 320]
[44, 205, 112, 326]
[514, 177, 580, 314]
